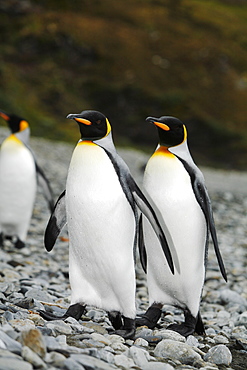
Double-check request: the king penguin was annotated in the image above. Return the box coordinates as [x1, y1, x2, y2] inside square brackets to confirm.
[39, 110, 174, 339]
[0, 110, 54, 249]
[136, 115, 227, 337]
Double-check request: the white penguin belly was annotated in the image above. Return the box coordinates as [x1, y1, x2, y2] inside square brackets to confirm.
[143, 153, 206, 316]
[0, 136, 36, 240]
[66, 142, 136, 318]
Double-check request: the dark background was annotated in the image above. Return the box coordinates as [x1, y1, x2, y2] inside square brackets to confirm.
[0, 0, 247, 169]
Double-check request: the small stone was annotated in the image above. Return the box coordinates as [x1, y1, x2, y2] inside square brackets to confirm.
[154, 339, 202, 365]
[214, 334, 229, 344]
[46, 320, 72, 335]
[186, 335, 200, 347]
[20, 328, 46, 358]
[153, 329, 186, 342]
[9, 318, 35, 332]
[64, 357, 86, 370]
[0, 330, 22, 354]
[115, 354, 136, 369]
[81, 321, 107, 334]
[71, 353, 116, 369]
[204, 344, 232, 365]
[128, 345, 150, 367]
[235, 311, 247, 326]
[22, 345, 47, 369]
[91, 332, 111, 346]
[0, 355, 33, 370]
[45, 351, 66, 367]
[142, 362, 175, 370]
[133, 337, 149, 348]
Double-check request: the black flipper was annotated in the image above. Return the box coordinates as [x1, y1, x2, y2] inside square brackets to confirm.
[138, 214, 147, 273]
[177, 156, 227, 282]
[44, 190, 67, 252]
[35, 162, 54, 213]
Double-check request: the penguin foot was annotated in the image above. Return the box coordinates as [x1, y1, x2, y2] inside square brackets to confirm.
[14, 238, 26, 249]
[39, 303, 86, 321]
[167, 323, 195, 337]
[167, 310, 204, 337]
[108, 311, 122, 330]
[135, 306, 162, 329]
[113, 317, 136, 340]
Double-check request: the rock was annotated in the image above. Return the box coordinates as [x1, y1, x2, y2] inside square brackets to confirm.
[46, 320, 72, 335]
[133, 337, 149, 348]
[9, 319, 35, 332]
[154, 339, 202, 366]
[214, 334, 229, 344]
[64, 357, 86, 370]
[70, 353, 117, 369]
[25, 288, 55, 303]
[186, 335, 200, 347]
[220, 289, 247, 310]
[153, 329, 186, 342]
[0, 353, 33, 370]
[21, 345, 47, 369]
[142, 363, 175, 370]
[20, 328, 46, 358]
[128, 345, 150, 367]
[115, 354, 136, 369]
[204, 344, 232, 365]
[45, 351, 66, 367]
[235, 311, 247, 326]
[0, 330, 22, 354]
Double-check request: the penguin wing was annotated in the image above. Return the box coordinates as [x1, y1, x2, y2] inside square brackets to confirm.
[101, 147, 174, 274]
[44, 190, 67, 252]
[138, 214, 147, 273]
[35, 162, 55, 213]
[177, 156, 227, 281]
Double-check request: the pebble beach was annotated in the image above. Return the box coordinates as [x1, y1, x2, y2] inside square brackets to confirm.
[0, 127, 246, 370]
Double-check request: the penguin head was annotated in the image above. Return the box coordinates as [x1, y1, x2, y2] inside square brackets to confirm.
[0, 110, 29, 133]
[146, 116, 187, 147]
[66, 110, 111, 141]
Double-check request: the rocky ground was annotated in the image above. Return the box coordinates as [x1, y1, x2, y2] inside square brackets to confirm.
[0, 127, 246, 370]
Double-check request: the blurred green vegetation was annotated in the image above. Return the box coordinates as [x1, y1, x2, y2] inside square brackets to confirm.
[0, 0, 247, 169]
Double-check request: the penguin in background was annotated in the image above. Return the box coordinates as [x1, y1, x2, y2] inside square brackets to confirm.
[0, 110, 54, 249]
[136, 115, 227, 337]
[39, 110, 174, 339]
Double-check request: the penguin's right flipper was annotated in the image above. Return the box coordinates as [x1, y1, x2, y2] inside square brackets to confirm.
[138, 214, 147, 273]
[44, 190, 67, 252]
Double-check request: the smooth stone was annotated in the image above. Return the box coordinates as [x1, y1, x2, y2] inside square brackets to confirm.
[214, 334, 229, 344]
[25, 288, 55, 303]
[46, 320, 72, 335]
[154, 339, 202, 366]
[153, 329, 186, 342]
[0, 330, 22, 354]
[81, 321, 107, 335]
[45, 351, 66, 367]
[20, 328, 47, 358]
[0, 356, 33, 370]
[133, 337, 149, 348]
[21, 345, 47, 369]
[9, 318, 35, 332]
[64, 357, 86, 370]
[220, 289, 247, 309]
[235, 311, 247, 326]
[142, 362, 175, 370]
[70, 353, 117, 369]
[128, 345, 150, 367]
[115, 354, 136, 369]
[204, 344, 232, 365]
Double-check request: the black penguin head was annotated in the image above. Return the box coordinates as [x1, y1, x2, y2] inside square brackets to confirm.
[146, 115, 187, 147]
[66, 110, 111, 140]
[0, 110, 29, 133]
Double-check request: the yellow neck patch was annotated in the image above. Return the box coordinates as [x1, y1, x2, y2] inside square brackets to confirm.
[78, 140, 96, 146]
[153, 146, 175, 158]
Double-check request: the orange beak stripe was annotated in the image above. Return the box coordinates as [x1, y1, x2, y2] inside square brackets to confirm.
[75, 118, 92, 125]
[153, 121, 170, 131]
[0, 112, 10, 121]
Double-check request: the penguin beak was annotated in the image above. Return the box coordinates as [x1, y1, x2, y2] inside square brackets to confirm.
[146, 117, 170, 131]
[0, 111, 10, 121]
[66, 114, 92, 126]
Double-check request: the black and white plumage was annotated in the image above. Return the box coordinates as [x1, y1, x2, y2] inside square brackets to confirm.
[0, 110, 54, 249]
[136, 115, 227, 337]
[41, 110, 174, 339]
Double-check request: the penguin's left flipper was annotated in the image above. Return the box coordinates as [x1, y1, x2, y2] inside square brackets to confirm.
[44, 190, 67, 252]
[36, 162, 55, 213]
[178, 157, 227, 282]
[138, 214, 147, 273]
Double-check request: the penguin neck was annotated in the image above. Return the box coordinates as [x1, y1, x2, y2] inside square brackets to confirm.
[154, 145, 175, 158]
[93, 132, 116, 153]
[15, 127, 30, 146]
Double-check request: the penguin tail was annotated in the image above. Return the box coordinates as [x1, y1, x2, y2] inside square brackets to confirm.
[195, 311, 205, 335]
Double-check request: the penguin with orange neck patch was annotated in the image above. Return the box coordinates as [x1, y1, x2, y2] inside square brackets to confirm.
[136, 115, 227, 337]
[0, 110, 54, 248]
[40, 110, 174, 339]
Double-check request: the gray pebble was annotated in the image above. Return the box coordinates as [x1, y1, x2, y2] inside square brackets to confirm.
[204, 344, 232, 365]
